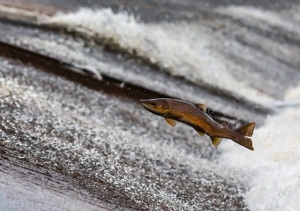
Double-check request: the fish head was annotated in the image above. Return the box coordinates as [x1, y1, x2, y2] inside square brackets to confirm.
[140, 99, 169, 115]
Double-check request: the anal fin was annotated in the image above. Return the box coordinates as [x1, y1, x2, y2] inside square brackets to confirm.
[210, 137, 222, 146]
[165, 118, 176, 127]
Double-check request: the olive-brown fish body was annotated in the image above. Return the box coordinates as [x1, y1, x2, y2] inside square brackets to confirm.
[164, 100, 230, 136]
[140, 98, 255, 150]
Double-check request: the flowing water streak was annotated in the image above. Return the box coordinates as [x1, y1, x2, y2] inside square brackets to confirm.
[214, 5, 300, 211]
[44, 8, 276, 104]
[216, 5, 300, 35]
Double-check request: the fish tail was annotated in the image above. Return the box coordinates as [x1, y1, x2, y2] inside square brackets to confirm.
[235, 122, 256, 137]
[232, 136, 254, 151]
[231, 122, 256, 150]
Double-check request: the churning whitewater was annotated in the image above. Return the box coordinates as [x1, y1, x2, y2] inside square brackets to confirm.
[220, 86, 300, 211]
[39, 5, 300, 211]
[44, 7, 278, 104]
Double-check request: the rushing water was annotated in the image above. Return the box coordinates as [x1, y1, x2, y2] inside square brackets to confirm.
[0, 1, 300, 210]
[221, 86, 300, 211]
[43, 6, 300, 211]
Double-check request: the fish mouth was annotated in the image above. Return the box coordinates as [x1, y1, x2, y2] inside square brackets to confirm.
[140, 100, 156, 111]
[140, 99, 168, 114]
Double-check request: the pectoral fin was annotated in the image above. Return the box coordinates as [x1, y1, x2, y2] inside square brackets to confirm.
[210, 137, 222, 146]
[195, 103, 207, 112]
[165, 118, 176, 127]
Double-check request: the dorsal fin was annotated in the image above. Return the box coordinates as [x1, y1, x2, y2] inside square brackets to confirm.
[195, 103, 207, 112]
[221, 122, 228, 127]
[210, 137, 222, 146]
[165, 118, 176, 127]
[235, 122, 256, 137]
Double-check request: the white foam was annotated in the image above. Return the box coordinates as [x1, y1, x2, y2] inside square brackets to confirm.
[285, 86, 300, 101]
[44, 8, 275, 104]
[220, 86, 300, 211]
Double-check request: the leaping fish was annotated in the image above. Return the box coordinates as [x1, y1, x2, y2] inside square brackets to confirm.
[140, 98, 255, 151]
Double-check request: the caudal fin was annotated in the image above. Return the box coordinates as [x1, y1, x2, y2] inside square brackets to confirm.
[235, 122, 256, 137]
[233, 136, 254, 150]
[232, 122, 255, 150]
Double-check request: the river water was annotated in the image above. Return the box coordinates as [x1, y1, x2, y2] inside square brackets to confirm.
[44, 5, 300, 211]
[0, 0, 300, 210]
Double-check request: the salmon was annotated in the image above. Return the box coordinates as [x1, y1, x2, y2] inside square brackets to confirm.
[140, 98, 255, 150]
